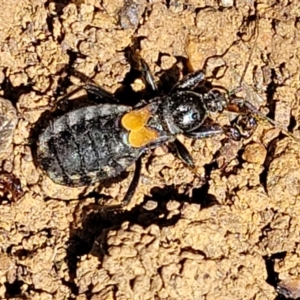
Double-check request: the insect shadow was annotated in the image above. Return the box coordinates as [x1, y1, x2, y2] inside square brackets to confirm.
[64, 183, 219, 295]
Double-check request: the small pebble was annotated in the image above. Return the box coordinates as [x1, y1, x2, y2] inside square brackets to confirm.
[143, 200, 158, 211]
[242, 143, 267, 165]
[118, 0, 146, 29]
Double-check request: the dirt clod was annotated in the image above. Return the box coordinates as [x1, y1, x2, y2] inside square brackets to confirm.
[118, 0, 147, 30]
[242, 142, 267, 165]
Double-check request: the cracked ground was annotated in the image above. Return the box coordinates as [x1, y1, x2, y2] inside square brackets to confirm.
[0, 0, 300, 299]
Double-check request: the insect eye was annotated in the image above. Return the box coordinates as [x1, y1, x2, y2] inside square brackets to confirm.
[192, 112, 199, 120]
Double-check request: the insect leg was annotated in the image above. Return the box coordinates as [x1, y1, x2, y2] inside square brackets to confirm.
[120, 156, 142, 207]
[49, 84, 118, 112]
[185, 122, 256, 142]
[89, 157, 142, 210]
[170, 138, 195, 167]
[185, 124, 224, 139]
[172, 70, 205, 91]
[84, 84, 120, 103]
[126, 41, 158, 92]
[139, 58, 158, 92]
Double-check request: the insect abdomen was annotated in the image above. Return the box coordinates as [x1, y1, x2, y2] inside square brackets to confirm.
[37, 104, 140, 187]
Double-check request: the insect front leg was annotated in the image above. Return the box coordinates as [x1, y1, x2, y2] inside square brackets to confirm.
[185, 124, 224, 139]
[172, 70, 206, 91]
[184, 122, 256, 142]
[139, 58, 158, 92]
[126, 43, 158, 93]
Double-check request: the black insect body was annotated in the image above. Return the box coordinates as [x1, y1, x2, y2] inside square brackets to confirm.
[38, 104, 138, 187]
[36, 62, 258, 206]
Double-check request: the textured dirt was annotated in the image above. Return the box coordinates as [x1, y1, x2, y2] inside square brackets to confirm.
[0, 0, 300, 299]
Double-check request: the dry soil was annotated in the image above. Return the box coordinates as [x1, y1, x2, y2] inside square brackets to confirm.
[0, 0, 300, 299]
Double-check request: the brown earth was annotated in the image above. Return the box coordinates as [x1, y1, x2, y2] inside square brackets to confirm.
[0, 0, 300, 299]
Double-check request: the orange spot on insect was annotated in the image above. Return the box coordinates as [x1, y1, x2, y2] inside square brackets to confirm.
[121, 106, 159, 147]
[128, 127, 159, 148]
[121, 107, 152, 131]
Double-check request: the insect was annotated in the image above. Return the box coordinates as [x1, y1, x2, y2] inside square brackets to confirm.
[0, 173, 24, 201]
[35, 53, 265, 207]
